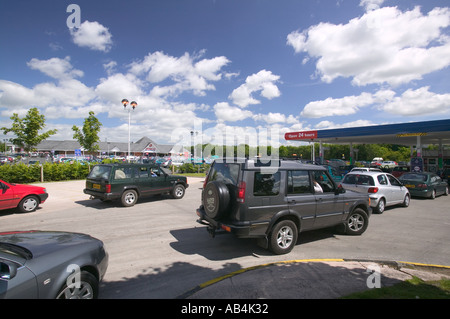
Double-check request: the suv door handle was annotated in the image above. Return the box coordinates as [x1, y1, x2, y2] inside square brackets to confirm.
[288, 200, 296, 204]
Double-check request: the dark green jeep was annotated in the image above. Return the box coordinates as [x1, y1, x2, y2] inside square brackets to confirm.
[84, 164, 189, 206]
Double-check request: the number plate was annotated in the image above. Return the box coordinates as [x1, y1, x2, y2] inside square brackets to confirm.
[93, 184, 101, 189]
[405, 184, 415, 188]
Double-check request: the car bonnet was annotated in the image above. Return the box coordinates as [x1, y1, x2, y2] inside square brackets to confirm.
[0, 231, 100, 259]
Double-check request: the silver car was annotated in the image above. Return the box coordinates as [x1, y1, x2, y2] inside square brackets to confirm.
[0, 230, 108, 299]
[340, 171, 410, 213]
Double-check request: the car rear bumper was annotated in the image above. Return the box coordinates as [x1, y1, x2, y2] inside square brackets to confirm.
[83, 189, 119, 200]
[196, 207, 268, 238]
[407, 188, 433, 198]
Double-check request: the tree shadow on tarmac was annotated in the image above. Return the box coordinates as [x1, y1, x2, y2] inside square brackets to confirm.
[99, 260, 244, 299]
[99, 259, 406, 299]
[99, 227, 373, 299]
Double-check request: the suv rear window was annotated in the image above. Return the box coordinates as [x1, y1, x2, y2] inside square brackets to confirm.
[88, 165, 111, 179]
[208, 163, 240, 185]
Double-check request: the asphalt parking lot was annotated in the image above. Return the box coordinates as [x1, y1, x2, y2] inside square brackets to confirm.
[1, 177, 449, 299]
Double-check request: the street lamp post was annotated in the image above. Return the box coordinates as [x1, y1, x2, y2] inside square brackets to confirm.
[121, 99, 138, 162]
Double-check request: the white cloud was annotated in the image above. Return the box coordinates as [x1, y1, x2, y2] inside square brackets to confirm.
[229, 70, 281, 107]
[287, 6, 450, 86]
[103, 61, 117, 76]
[380, 86, 450, 116]
[301, 86, 450, 119]
[129, 51, 230, 97]
[70, 21, 113, 52]
[254, 112, 298, 124]
[0, 57, 94, 111]
[301, 92, 377, 118]
[95, 73, 143, 104]
[0, 80, 35, 107]
[27, 56, 83, 80]
[359, 0, 385, 12]
[214, 102, 253, 122]
[315, 119, 375, 129]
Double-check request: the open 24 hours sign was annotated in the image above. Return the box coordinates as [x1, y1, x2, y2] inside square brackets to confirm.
[285, 130, 318, 140]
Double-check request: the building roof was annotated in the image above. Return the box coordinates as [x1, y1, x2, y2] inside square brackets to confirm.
[35, 136, 188, 154]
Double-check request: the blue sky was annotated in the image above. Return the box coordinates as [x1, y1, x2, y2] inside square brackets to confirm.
[1, 0, 449, 148]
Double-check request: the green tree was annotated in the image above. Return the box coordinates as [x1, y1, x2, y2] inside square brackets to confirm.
[1, 107, 57, 153]
[72, 111, 103, 155]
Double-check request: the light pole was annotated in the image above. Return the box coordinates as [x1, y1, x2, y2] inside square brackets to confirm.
[121, 99, 138, 162]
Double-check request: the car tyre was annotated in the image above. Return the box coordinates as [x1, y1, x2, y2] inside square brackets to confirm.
[444, 186, 449, 196]
[121, 189, 138, 207]
[269, 220, 298, 255]
[430, 189, 436, 199]
[402, 194, 410, 207]
[203, 181, 230, 220]
[171, 184, 185, 199]
[56, 271, 99, 299]
[17, 195, 39, 213]
[375, 198, 385, 214]
[344, 208, 368, 235]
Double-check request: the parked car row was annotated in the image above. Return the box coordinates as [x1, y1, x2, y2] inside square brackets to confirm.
[2, 158, 449, 299]
[339, 170, 448, 213]
[1, 162, 190, 299]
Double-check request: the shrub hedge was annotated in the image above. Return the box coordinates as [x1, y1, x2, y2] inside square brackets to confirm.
[0, 162, 92, 184]
[0, 162, 211, 184]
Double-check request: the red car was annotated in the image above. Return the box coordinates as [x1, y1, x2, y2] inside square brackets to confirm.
[0, 179, 48, 213]
[391, 166, 410, 178]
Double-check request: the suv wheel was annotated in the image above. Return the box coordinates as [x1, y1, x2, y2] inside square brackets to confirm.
[344, 208, 368, 235]
[121, 189, 138, 207]
[269, 220, 298, 255]
[203, 181, 230, 219]
[172, 184, 185, 199]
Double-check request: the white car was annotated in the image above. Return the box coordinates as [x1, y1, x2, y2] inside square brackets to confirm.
[340, 171, 410, 213]
[350, 167, 382, 172]
[381, 161, 398, 169]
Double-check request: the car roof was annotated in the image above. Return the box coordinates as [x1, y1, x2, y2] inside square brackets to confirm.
[346, 170, 387, 176]
[217, 157, 326, 171]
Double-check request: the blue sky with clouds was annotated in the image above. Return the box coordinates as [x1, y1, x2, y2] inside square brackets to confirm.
[1, 0, 449, 148]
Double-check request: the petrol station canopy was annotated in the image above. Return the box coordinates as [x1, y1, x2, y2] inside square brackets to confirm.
[285, 119, 450, 146]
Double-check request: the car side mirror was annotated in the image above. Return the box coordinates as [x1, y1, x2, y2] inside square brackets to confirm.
[335, 185, 346, 195]
[0, 261, 18, 280]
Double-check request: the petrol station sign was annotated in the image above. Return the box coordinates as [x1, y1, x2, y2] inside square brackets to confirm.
[285, 130, 318, 140]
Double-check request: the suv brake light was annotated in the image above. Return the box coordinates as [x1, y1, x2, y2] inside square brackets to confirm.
[105, 184, 111, 193]
[203, 175, 209, 189]
[368, 187, 379, 193]
[237, 181, 246, 202]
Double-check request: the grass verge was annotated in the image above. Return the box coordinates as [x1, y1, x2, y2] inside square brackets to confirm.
[342, 276, 450, 299]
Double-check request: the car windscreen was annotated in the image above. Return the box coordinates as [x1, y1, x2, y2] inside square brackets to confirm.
[342, 174, 375, 186]
[87, 165, 112, 179]
[208, 163, 240, 186]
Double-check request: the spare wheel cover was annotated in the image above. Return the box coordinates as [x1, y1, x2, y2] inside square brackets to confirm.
[203, 181, 230, 219]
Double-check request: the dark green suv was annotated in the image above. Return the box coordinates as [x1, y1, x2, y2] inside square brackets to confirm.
[84, 164, 188, 206]
[196, 158, 371, 254]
